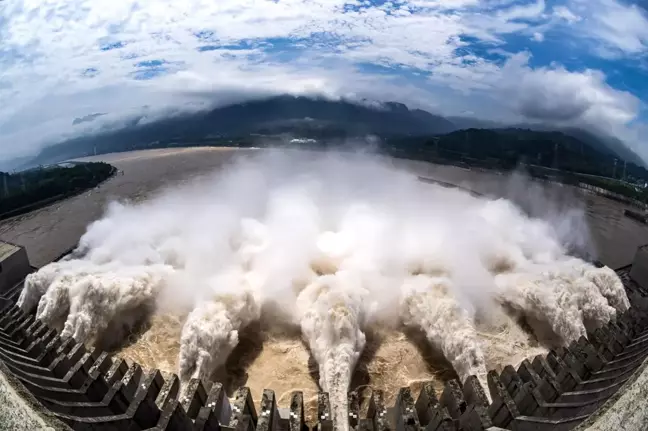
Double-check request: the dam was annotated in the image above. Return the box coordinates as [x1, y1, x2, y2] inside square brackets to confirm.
[1, 147, 648, 430]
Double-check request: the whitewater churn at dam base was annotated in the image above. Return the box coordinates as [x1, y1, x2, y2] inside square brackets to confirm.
[1, 151, 648, 431]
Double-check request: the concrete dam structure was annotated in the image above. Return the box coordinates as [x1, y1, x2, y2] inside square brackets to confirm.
[0, 239, 648, 431]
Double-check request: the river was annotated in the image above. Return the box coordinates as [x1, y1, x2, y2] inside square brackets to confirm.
[1, 147, 646, 269]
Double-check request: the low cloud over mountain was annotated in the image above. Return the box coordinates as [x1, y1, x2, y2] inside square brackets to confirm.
[1, 0, 646, 162]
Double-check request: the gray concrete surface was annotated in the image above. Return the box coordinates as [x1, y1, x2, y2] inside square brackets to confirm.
[0, 362, 69, 431]
[576, 358, 648, 431]
[0, 242, 31, 295]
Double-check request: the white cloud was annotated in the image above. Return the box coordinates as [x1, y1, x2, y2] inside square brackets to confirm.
[553, 5, 580, 23]
[423, 50, 640, 132]
[407, 0, 484, 9]
[553, 6, 582, 23]
[0, 0, 645, 162]
[497, 0, 546, 21]
[567, 0, 648, 57]
[496, 53, 639, 128]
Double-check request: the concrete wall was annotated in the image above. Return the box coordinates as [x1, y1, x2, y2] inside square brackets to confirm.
[630, 246, 648, 291]
[577, 358, 648, 431]
[0, 362, 69, 431]
[0, 244, 647, 430]
[0, 246, 31, 295]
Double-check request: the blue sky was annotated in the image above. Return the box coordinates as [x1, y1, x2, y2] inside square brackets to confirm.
[0, 0, 647, 161]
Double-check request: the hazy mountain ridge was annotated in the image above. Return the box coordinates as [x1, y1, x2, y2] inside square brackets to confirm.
[23, 95, 644, 169]
[29, 96, 455, 166]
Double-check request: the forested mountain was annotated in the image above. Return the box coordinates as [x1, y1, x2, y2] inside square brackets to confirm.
[21, 96, 644, 181]
[447, 116, 643, 166]
[30, 96, 455, 166]
[386, 128, 648, 190]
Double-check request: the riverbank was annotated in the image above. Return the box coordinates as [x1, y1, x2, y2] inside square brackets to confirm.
[0, 163, 117, 222]
[393, 152, 648, 210]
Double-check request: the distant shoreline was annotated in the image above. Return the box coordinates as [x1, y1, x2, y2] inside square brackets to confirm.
[75, 146, 647, 208]
[70, 146, 257, 164]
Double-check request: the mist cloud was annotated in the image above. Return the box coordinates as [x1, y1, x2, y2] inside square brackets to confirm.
[18, 149, 629, 429]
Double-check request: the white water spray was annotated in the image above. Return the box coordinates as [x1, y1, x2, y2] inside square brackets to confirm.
[18, 149, 628, 429]
[296, 272, 367, 431]
[179, 290, 260, 382]
[400, 275, 488, 390]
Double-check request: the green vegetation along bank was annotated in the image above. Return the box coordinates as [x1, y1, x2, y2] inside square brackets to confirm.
[384, 129, 648, 204]
[0, 162, 115, 220]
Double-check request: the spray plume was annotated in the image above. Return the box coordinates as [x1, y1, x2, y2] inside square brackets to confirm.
[18, 149, 628, 429]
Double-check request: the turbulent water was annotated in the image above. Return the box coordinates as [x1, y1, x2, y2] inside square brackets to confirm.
[17, 150, 629, 430]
